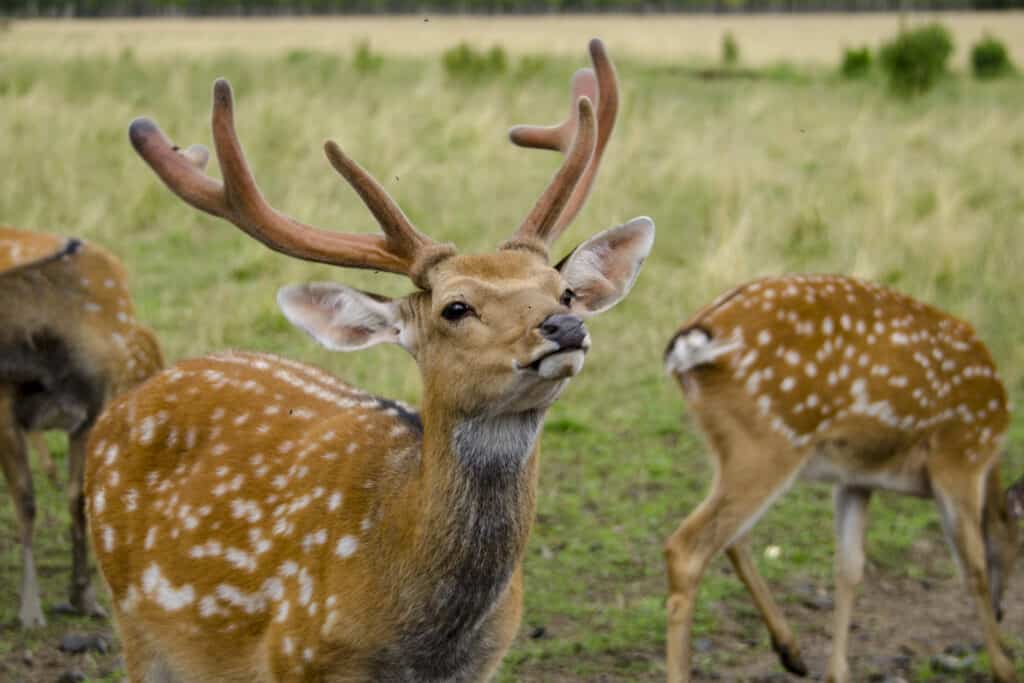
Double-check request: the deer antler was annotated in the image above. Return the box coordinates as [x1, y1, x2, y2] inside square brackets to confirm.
[129, 79, 448, 284]
[509, 95, 596, 251]
[508, 38, 619, 246]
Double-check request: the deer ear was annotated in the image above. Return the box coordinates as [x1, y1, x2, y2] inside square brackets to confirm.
[1007, 476, 1024, 521]
[557, 216, 654, 317]
[277, 283, 414, 353]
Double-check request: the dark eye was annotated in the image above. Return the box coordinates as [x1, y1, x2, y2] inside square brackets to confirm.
[560, 288, 576, 307]
[441, 302, 472, 322]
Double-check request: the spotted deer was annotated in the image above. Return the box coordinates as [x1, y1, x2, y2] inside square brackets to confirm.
[663, 274, 1024, 683]
[86, 40, 652, 681]
[1, 226, 163, 628]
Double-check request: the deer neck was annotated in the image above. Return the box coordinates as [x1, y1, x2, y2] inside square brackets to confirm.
[376, 394, 543, 673]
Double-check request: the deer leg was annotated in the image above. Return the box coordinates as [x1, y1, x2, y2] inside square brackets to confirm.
[931, 465, 1017, 683]
[0, 415, 46, 628]
[826, 485, 871, 683]
[981, 467, 1010, 622]
[29, 431, 61, 487]
[664, 448, 803, 683]
[67, 430, 104, 617]
[725, 540, 807, 676]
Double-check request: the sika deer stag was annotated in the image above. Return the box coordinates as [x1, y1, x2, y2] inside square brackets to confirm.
[87, 40, 651, 681]
[1, 227, 163, 628]
[664, 274, 1024, 683]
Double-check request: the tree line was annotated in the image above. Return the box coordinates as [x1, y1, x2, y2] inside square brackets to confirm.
[2, 0, 1020, 16]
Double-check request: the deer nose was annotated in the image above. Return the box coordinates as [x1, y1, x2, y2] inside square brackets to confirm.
[538, 314, 587, 350]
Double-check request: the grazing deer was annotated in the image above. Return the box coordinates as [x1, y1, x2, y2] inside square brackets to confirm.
[663, 274, 1024, 683]
[1, 227, 163, 628]
[87, 40, 652, 681]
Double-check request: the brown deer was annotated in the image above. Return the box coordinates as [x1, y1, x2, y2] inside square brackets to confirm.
[86, 40, 652, 681]
[1, 227, 164, 628]
[663, 274, 1024, 683]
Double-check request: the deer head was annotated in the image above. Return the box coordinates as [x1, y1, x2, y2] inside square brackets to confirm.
[129, 39, 652, 421]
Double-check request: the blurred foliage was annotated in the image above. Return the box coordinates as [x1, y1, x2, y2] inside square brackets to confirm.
[5, 0, 1024, 14]
[840, 44, 873, 79]
[353, 38, 384, 73]
[971, 34, 1015, 79]
[721, 31, 740, 67]
[879, 22, 954, 95]
[442, 42, 507, 81]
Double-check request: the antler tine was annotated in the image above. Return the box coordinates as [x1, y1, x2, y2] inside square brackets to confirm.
[323, 141, 435, 265]
[511, 96, 596, 249]
[509, 68, 598, 153]
[508, 38, 619, 243]
[129, 79, 431, 277]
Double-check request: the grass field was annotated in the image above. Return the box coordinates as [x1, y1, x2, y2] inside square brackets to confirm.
[1, 16, 1024, 682]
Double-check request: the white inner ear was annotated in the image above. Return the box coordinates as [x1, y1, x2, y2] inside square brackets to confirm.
[277, 283, 413, 353]
[560, 216, 655, 316]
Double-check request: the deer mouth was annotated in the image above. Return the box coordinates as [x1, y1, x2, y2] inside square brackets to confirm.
[527, 344, 586, 371]
[517, 336, 591, 379]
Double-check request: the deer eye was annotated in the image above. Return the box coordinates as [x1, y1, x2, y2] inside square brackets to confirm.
[441, 302, 473, 322]
[560, 288, 576, 307]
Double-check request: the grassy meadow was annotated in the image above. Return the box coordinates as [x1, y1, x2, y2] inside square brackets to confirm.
[1, 16, 1024, 681]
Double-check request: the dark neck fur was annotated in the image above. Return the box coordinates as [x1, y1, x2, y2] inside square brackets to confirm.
[384, 410, 542, 681]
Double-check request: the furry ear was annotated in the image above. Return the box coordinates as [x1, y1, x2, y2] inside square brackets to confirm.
[277, 283, 414, 353]
[1007, 475, 1024, 521]
[557, 216, 654, 317]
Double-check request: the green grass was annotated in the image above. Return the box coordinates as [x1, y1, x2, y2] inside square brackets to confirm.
[1, 37, 1023, 681]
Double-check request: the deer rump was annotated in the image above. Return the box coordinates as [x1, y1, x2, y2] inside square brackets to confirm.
[0, 240, 107, 436]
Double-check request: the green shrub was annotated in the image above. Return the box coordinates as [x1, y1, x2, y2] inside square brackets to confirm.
[840, 45, 873, 79]
[353, 39, 384, 74]
[879, 23, 954, 95]
[721, 32, 740, 67]
[971, 34, 1014, 79]
[442, 43, 507, 82]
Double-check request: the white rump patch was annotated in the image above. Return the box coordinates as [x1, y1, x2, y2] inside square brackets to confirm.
[665, 329, 741, 375]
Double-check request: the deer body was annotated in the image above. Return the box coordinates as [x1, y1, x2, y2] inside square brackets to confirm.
[89, 349, 540, 681]
[0, 226, 163, 628]
[87, 40, 653, 680]
[664, 274, 1022, 683]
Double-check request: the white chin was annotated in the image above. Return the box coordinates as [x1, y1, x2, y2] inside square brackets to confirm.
[536, 350, 586, 380]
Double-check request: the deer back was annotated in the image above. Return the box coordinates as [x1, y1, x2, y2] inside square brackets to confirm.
[666, 275, 1009, 468]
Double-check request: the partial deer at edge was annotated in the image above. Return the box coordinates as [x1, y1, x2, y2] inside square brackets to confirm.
[1, 227, 163, 628]
[86, 39, 654, 681]
[664, 274, 1024, 683]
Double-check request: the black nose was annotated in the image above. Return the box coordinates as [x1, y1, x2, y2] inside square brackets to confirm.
[538, 314, 587, 350]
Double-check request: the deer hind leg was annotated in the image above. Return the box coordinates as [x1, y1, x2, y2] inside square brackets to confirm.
[0, 409, 46, 628]
[29, 431, 61, 487]
[981, 467, 1011, 622]
[929, 457, 1017, 683]
[67, 429, 104, 617]
[725, 540, 807, 676]
[826, 485, 871, 683]
[664, 443, 804, 683]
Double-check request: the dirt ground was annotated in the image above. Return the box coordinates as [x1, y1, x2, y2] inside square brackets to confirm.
[1, 543, 1021, 682]
[511, 539, 1024, 682]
